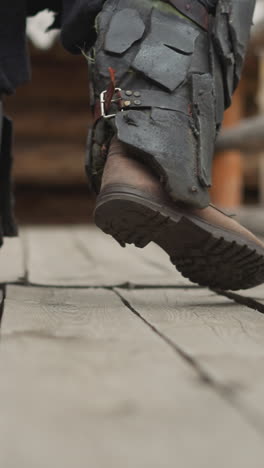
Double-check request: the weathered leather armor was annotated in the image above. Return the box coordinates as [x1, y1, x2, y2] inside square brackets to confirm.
[86, 0, 256, 208]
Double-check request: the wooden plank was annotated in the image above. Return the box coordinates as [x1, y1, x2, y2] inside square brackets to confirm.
[74, 226, 190, 286]
[243, 286, 264, 303]
[14, 142, 87, 186]
[24, 226, 190, 287]
[228, 284, 264, 305]
[0, 285, 263, 468]
[16, 188, 95, 225]
[215, 115, 264, 153]
[5, 57, 90, 106]
[117, 287, 264, 427]
[212, 87, 243, 207]
[0, 237, 24, 284]
[236, 207, 264, 236]
[9, 106, 91, 142]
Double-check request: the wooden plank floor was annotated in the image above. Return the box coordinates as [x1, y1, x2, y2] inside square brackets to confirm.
[1, 225, 264, 467]
[21, 226, 190, 287]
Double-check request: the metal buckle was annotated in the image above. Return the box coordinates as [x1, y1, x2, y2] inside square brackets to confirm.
[100, 88, 122, 119]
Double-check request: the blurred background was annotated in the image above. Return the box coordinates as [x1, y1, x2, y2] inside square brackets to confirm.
[4, 2, 264, 228]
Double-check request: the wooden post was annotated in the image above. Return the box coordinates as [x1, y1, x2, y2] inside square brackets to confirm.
[211, 87, 243, 208]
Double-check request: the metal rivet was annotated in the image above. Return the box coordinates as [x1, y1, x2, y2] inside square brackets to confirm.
[134, 99, 142, 106]
[134, 91, 141, 97]
[125, 90, 133, 96]
[124, 100, 131, 107]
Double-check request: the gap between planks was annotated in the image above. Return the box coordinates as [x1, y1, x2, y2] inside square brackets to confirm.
[1, 285, 264, 468]
[2, 281, 264, 438]
[0, 286, 5, 324]
[2, 225, 264, 436]
[114, 286, 264, 436]
[1, 226, 264, 315]
[20, 226, 190, 287]
[214, 289, 264, 315]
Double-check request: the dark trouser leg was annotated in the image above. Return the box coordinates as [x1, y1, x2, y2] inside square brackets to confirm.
[0, 2, 30, 244]
[0, 103, 17, 245]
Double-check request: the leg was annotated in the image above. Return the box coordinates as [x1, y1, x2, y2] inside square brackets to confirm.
[85, 0, 264, 289]
[87, 0, 256, 206]
[0, 1, 30, 246]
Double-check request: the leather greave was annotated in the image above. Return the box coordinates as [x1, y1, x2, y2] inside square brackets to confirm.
[86, 0, 255, 208]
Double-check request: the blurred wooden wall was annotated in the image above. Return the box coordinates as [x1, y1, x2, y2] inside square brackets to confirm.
[211, 54, 259, 207]
[5, 43, 95, 224]
[6, 43, 92, 187]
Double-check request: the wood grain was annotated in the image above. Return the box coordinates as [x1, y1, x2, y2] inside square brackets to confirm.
[117, 287, 264, 428]
[0, 285, 263, 468]
[0, 237, 24, 284]
[23, 225, 191, 287]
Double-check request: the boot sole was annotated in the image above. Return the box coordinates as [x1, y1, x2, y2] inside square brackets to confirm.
[94, 188, 264, 290]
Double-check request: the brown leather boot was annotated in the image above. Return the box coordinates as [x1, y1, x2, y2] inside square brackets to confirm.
[94, 138, 264, 291]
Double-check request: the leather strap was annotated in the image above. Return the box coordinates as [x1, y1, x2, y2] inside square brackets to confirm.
[119, 90, 190, 114]
[164, 0, 209, 31]
[94, 89, 190, 121]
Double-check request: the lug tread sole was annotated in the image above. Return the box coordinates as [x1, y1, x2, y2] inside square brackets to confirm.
[94, 194, 264, 291]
